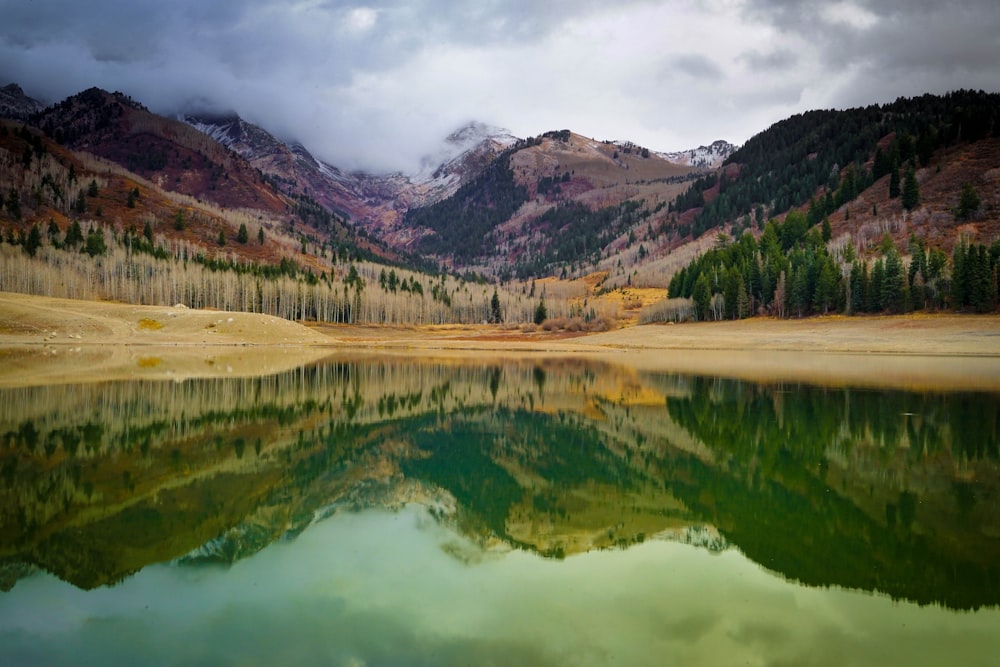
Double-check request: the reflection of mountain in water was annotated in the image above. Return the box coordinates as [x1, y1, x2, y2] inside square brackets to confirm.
[0, 358, 997, 609]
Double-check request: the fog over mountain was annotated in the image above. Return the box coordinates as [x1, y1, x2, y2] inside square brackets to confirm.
[1, 1, 998, 173]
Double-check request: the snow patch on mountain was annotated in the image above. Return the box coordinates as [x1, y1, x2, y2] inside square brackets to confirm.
[659, 139, 736, 169]
[182, 112, 288, 161]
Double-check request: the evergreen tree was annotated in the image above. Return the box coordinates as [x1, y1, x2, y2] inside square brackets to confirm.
[869, 259, 885, 312]
[956, 183, 981, 220]
[813, 258, 839, 314]
[24, 223, 42, 257]
[64, 220, 84, 248]
[821, 216, 832, 243]
[258, 226, 265, 245]
[6, 188, 21, 220]
[490, 289, 503, 324]
[902, 166, 920, 210]
[951, 242, 969, 309]
[84, 227, 106, 257]
[970, 244, 994, 313]
[217, 229, 226, 246]
[87, 180, 99, 197]
[889, 166, 901, 199]
[533, 298, 548, 325]
[849, 262, 866, 314]
[143, 220, 154, 242]
[724, 266, 742, 320]
[882, 248, 906, 313]
[692, 274, 711, 321]
[237, 223, 249, 244]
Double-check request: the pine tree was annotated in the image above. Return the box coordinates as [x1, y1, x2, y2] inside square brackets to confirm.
[889, 166, 901, 199]
[813, 258, 839, 314]
[533, 298, 548, 325]
[692, 273, 712, 321]
[902, 166, 920, 210]
[869, 259, 885, 312]
[24, 223, 42, 257]
[258, 226, 265, 245]
[821, 216, 832, 243]
[64, 220, 83, 248]
[956, 183, 981, 220]
[882, 248, 906, 312]
[237, 223, 249, 244]
[849, 261, 866, 314]
[951, 241, 968, 309]
[84, 227, 106, 257]
[490, 289, 503, 324]
[6, 188, 21, 220]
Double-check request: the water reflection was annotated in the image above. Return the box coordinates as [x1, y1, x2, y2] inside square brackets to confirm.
[0, 356, 997, 613]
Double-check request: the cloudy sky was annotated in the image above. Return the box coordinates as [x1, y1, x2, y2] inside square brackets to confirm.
[2, 0, 999, 172]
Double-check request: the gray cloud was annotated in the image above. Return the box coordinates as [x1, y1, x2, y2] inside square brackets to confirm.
[0, 0, 998, 172]
[738, 48, 797, 72]
[665, 54, 725, 80]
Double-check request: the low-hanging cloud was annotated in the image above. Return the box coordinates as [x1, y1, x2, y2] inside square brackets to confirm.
[0, 0, 998, 173]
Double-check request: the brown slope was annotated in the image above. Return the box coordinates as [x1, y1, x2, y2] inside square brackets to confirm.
[33, 88, 287, 214]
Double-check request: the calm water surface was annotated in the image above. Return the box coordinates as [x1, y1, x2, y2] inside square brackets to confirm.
[1, 356, 998, 665]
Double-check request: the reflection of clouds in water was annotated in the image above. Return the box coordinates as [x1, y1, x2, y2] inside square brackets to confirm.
[2, 506, 999, 666]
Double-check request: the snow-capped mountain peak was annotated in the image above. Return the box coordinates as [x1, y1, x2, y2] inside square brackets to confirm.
[659, 139, 736, 169]
[413, 121, 519, 184]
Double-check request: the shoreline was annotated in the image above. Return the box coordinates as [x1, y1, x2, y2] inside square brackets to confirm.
[2, 291, 999, 390]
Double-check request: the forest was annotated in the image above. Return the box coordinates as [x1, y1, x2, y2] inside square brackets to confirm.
[665, 212, 999, 320]
[671, 90, 1000, 237]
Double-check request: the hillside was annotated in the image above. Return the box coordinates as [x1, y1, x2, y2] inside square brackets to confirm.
[183, 114, 519, 245]
[654, 91, 1000, 322]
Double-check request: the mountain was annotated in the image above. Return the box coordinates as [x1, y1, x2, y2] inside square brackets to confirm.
[0, 83, 46, 120]
[660, 139, 736, 169]
[401, 129, 706, 278]
[32, 88, 287, 214]
[4, 83, 999, 323]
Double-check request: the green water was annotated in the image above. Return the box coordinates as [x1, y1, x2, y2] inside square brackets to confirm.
[1, 356, 998, 665]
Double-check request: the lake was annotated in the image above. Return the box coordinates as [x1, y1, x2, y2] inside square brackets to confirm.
[1, 354, 998, 665]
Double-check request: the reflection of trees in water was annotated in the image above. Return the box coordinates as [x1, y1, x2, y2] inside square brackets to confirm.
[0, 359, 614, 584]
[1, 361, 997, 608]
[662, 376, 1000, 610]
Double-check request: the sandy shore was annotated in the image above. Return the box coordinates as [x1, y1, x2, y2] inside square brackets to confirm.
[2, 292, 999, 390]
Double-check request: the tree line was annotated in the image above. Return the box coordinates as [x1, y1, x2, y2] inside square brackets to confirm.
[667, 211, 999, 320]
